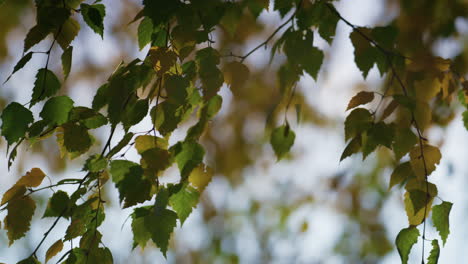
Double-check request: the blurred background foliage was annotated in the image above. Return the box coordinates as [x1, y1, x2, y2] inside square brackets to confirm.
[0, 0, 467, 263]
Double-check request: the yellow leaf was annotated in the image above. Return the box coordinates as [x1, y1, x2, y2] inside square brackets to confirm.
[409, 144, 441, 180]
[441, 72, 452, 99]
[17, 168, 46, 187]
[134, 135, 168, 154]
[414, 101, 431, 131]
[188, 164, 213, 192]
[148, 47, 177, 76]
[404, 178, 437, 225]
[414, 76, 441, 101]
[223, 61, 250, 94]
[346, 91, 374, 110]
[380, 99, 399, 121]
[1, 185, 27, 206]
[45, 239, 64, 263]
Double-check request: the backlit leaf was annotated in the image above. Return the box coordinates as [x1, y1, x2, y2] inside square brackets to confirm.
[40, 96, 74, 126]
[395, 227, 419, 264]
[347, 91, 374, 110]
[188, 164, 213, 192]
[409, 144, 441, 180]
[1, 185, 26, 206]
[134, 135, 168, 154]
[24, 25, 50, 52]
[169, 184, 199, 224]
[43, 190, 70, 218]
[1, 102, 34, 145]
[138, 16, 153, 50]
[432, 201, 452, 245]
[340, 136, 361, 161]
[170, 140, 205, 178]
[62, 123, 92, 154]
[270, 124, 296, 161]
[404, 178, 437, 225]
[145, 207, 177, 258]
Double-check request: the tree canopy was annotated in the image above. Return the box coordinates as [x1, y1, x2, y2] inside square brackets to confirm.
[0, 0, 467, 263]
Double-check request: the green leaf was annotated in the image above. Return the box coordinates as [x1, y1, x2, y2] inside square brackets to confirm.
[1, 102, 34, 145]
[170, 140, 205, 178]
[40, 96, 74, 125]
[81, 3, 105, 38]
[297, 1, 339, 44]
[393, 127, 417, 161]
[110, 162, 151, 208]
[43, 190, 70, 218]
[4, 196, 36, 245]
[140, 147, 172, 173]
[389, 162, 414, 190]
[195, 47, 223, 100]
[57, 18, 80, 50]
[432, 201, 453, 245]
[344, 108, 373, 141]
[62, 46, 73, 79]
[350, 28, 380, 78]
[145, 208, 177, 258]
[24, 24, 50, 52]
[395, 227, 419, 264]
[138, 16, 153, 50]
[427, 239, 440, 264]
[69, 107, 108, 129]
[361, 122, 395, 158]
[122, 99, 149, 129]
[5, 52, 33, 83]
[83, 154, 107, 172]
[346, 91, 375, 110]
[371, 25, 398, 50]
[165, 75, 189, 105]
[169, 184, 199, 225]
[62, 123, 92, 153]
[107, 132, 134, 158]
[131, 207, 152, 249]
[462, 110, 468, 131]
[404, 179, 438, 225]
[17, 256, 41, 264]
[270, 124, 296, 161]
[340, 135, 361, 161]
[32, 68, 61, 105]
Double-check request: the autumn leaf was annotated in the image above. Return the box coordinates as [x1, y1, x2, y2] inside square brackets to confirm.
[4, 196, 36, 245]
[45, 239, 64, 263]
[409, 144, 441, 180]
[346, 91, 374, 110]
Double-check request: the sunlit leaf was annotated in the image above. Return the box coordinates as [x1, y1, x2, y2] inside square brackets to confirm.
[40, 96, 74, 126]
[188, 164, 213, 192]
[393, 127, 417, 161]
[1, 185, 26, 206]
[170, 140, 205, 178]
[432, 201, 452, 245]
[57, 18, 80, 50]
[169, 184, 199, 224]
